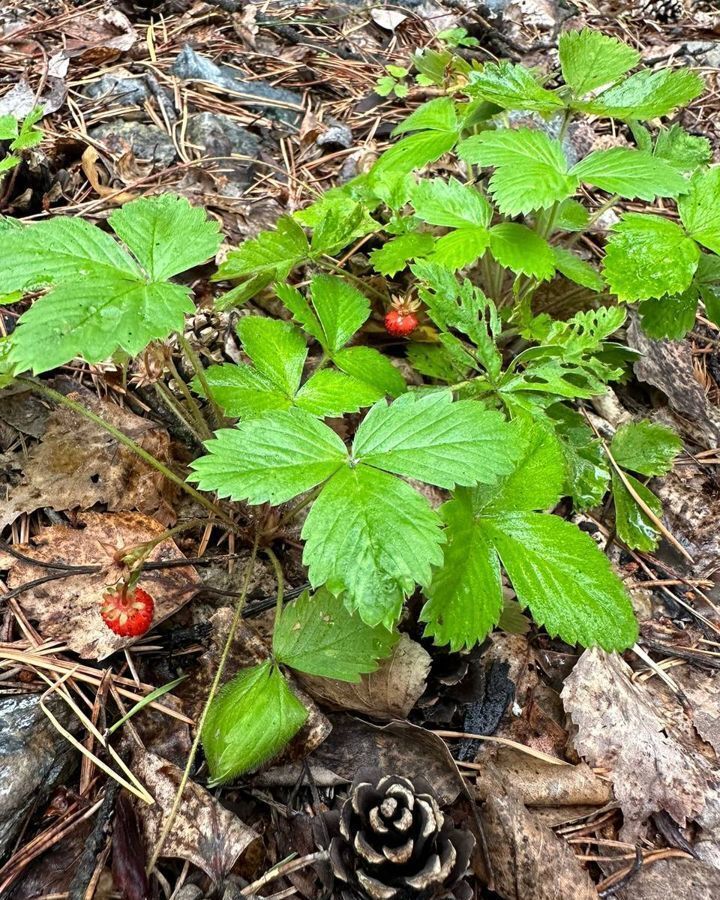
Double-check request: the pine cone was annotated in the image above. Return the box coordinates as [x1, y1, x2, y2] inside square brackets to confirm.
[636, 0, 684, 21]
[324, 769, 474, 899]
[179, 309, 240, 368]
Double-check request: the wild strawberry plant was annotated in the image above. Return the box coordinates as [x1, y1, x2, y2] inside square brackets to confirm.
[0, 27, 707, 781]
[0, 107, 43, 177]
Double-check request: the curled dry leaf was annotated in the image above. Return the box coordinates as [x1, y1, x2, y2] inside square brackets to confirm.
[133, 750, 260, 883]
[562, 649, 716, 839]
[0, 511, 200, 659]
[298, 632, 431, 721]
[481, 792, 597, 900]
[59, 9, 137, 65]
[0, 390, 176, 532]
[474, 747, 612, 808]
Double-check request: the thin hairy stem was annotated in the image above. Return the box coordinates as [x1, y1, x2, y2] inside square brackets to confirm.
[177, 333, 225, 431]
[165, 352, 213, 441]
[154, 381, 207, 445]
[263, 546, 285, 633]
[146, 536, 260, 874]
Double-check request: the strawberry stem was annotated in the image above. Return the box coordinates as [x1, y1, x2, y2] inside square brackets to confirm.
[146, 534, 260, 874]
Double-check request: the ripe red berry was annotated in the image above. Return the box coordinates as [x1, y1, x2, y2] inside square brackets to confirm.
[385, 309, 418, 337]
[101, 586, 154, 637]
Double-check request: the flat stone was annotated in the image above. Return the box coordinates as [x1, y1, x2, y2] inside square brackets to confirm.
[0, 693, 78, 858]
[83, 72, 149, 106]
[89, 120, 177, 168]
[185, 112, 260, 160]
[172, 45, 303, 127]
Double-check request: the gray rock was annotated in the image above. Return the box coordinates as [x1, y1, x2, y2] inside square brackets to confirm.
[83, 73, 149, 106]
[317, 124, 353, 149]
[172, 45, 303, 127]
[0, 693, 78, 858]
[680, 40, 720, 69]
[89, 121, 177, 168]
[185, 112, 260, 160]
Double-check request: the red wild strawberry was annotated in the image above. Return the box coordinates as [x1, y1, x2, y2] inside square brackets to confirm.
[101, 586, 154, 637]
[384, 296, 422, 338]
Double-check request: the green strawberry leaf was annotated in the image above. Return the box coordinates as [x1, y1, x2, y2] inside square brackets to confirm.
[274, 283, 325, 345]
[570, 148, 687, 201]
[110, 194, 221, 280]
[556, 199, 590, 232]
[202, 662, 308, 785]
[199, 363, 292, 418]
[552, 247, 605, 292]
[638, 291, 698, 340]
[370, 231, 435, 276]
[581, 68, 704, 120]
[654, 124, 711, 174]
[294, 369, 383, 417]
[236, 317, 306, 396]
[611, 471, 662, 552]
[421, 490, 503, 652]
[392, 97, 459, 135]
[489, 223, 555, 281]
[306, 275, 371, 352]
[559, 28, 640, 96]
[407, 342, 469, 382]
[678, 167, 720, 255]
[371, 130, 458, 177]
[424, 422, 636, 650]
[309, 200, 378, 256]
[428, 227, 490, 270]
[549, 404, 610, 510]
[188, 409, 347, 504]
[200, 316, 382, 419]
[10, 278, 196, 374]
[603, 213, 699, 301]
[410, 177, 492, 229]
[481, 511, 637, 649]
[458, 129, 577, 215]
[273, 587, 396, 681]
[467, 61, 564, 114]
[302, 464, 445, 628]
[610, 420, 682, 477]
[352, 391, 522, 489]
[333, 346, 407, 398]
[215, 216, 309, 282]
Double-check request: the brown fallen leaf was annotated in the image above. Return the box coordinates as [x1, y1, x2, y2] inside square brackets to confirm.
[60, 9, 136, 65]
[481, 792, 597, 900]
[475, 747, 611, 808]
[0, 511, 200, 659]
[312, 715, 466, 806]
[298, 633, 431, 721]
[654, 462, 720, 577]
[617, 858, 720, 900]
[627, 318, 720, 447]
[81, 146, 138, 204]
[562, 650, 716, 839]
[0, 389, 176, 531]
[133, 750, 260, 882]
